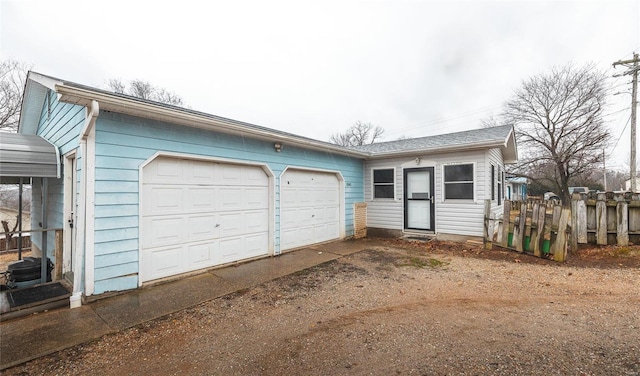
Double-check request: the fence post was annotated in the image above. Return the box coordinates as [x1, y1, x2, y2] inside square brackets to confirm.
[576, 197, 588, 243]
[552, 207, 570, 262]
[596, 193, 607, 245]
[484, 200, 493, 250]
[501, 200, 511, 247]
[531, 203, 540, 255]
[617, 201, 629, 246]
[570, 196, 578, 255]
[532, 202, 546, 257]
[515, 204, 527, 252]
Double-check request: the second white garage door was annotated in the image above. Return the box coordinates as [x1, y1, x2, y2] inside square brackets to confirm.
[140, 157, 270, 283]
[280, 169, 341, 251]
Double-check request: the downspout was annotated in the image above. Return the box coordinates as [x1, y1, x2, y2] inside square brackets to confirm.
[70, 100, 99, 308]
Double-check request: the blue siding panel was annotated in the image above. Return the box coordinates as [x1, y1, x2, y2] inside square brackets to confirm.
[95, 250, 138, 269]
[90, 111, 363, 294]
[94, 261, 139, 282]
[95, 227, 139, 244]
[95, 192, 139, 206]
[31, 90, 84, 261]
[94, 238, 138, 256]
[95, 216, 138, 230]
[94, 275, 137, 294]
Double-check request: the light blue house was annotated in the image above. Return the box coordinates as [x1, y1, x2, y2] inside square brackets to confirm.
[8, 72, 516, 306]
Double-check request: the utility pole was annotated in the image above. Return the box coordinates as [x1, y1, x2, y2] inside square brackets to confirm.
[614, 52, 639, 192]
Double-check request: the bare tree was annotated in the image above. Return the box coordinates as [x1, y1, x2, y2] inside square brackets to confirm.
[106, 78, 184, 106]
[0, 59, 31, 131]
[107, 78, 126, 94]
[503, 64, 610, 202]
[330, 121, 384, 146]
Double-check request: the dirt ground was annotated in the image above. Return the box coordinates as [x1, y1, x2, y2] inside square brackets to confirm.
[4, 239, 640, 375]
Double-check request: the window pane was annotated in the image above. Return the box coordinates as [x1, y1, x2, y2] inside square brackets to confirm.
[374, 169, 394, 184]
[444, 164, 473, 182]
[374, 185, 394, 198]
[445, 183, 473, 199]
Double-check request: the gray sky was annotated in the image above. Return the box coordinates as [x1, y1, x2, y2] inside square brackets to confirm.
[1, 0, 639, 169]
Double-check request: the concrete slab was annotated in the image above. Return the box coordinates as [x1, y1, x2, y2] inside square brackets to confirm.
[0, 306, 110, 370]
[0, 239, 376, 371]
[211, 249, 340, 289]
[91, 273, 234, 332]
[309, 238, 381, 256]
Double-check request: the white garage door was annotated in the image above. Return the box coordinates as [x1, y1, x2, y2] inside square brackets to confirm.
[140, 157, 270, 283]
[280, 169, 340, 251]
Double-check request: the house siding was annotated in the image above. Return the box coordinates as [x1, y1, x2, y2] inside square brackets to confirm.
[364, 149, 494, 237]
[91, 111, 363, 294]
[31, 90, 84, 258]
[486, 147, 506, 217]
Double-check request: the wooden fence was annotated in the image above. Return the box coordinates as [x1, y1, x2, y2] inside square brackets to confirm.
[484, 192, 640, 262]
[0, 235, 31, 252]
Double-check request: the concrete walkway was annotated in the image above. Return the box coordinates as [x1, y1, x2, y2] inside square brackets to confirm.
[0, 239, 372, 370]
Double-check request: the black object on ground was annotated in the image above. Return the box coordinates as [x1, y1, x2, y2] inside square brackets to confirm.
[8, 282, 69, 308]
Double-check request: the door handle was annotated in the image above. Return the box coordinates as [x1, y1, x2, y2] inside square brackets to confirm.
[430, 196, 434, 204]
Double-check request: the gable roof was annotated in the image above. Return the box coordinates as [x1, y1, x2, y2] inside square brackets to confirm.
[19, 72, 370, 159]
[19, 72, 517, 162]
[350, 125, 517, 163]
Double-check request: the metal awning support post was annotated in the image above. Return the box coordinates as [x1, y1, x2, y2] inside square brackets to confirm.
[41, 177, 48, 284]
[18, 178, 23, 260]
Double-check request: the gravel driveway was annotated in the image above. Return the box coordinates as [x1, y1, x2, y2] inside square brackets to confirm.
[5, 240, 640, 375]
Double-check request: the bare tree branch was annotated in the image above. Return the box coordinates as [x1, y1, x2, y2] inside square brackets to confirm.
[330, 121, 385, 146]
[501, 64, 610, 201]
[106, 78, 185, 106]
[0, 59, 31, 131]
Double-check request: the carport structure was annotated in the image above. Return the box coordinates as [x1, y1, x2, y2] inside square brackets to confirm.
[0, 132, 61, 285]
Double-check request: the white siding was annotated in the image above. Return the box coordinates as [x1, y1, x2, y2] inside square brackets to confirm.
[365, 163, 403, 229]
[486, 147, 506, 218]
[364, 149, 500, 237]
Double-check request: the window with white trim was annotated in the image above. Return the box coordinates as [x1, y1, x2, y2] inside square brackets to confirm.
[373, 168, 394, 199]
[444, 163, 474, 200]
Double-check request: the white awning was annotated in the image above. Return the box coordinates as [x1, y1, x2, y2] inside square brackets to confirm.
[0, 132, 60, 184]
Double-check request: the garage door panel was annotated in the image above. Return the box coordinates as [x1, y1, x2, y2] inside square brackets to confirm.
[188, 187, 217, 212]
[281, 227, 313, 250]
[187, 242, 217, 267]
[219, 233, 268, 264]
[141, 157, 270, 283]
[244, 166, 269, 185]
[143, 186, 185, 216]
[145, 245, 186, 280]
[218, 187, 247, 211]
[244, 233, 269, 258]
[142, 216, 185, 248]
[325, 206, 339, 221]
[189, 160, 217, 183]
[219, 164, 266, 186]
[218, 212, 245, 237]
[245, 187, 269, 209]
[280, 170, 341, 251]
[282, 207, 313, 227]
[188, 215, 218, 240]
[245, 210, 269, 232]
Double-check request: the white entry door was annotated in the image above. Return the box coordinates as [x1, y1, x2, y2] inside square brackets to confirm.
[280, 169, 341, 251]
[404, 167, 434, 231]
[140, 157, 270, 283]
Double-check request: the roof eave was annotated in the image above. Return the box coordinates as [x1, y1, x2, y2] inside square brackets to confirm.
[18, 72, 64, 134]
[366, 139, 508, 159]
[55, 84, 369, 159]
